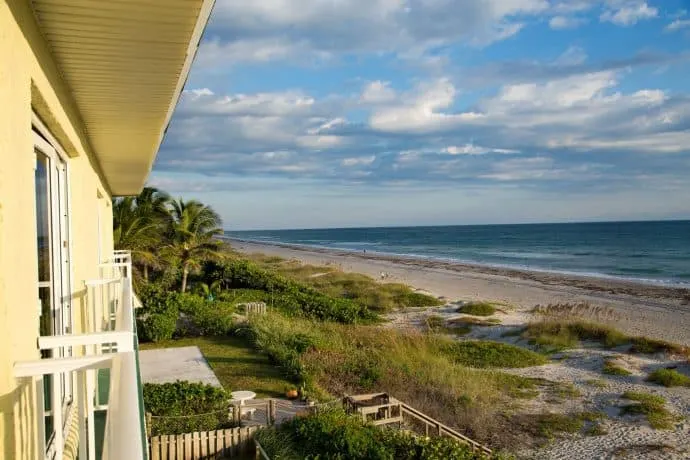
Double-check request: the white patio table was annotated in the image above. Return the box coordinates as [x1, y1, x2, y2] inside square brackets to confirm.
[230, 391, 257, 419]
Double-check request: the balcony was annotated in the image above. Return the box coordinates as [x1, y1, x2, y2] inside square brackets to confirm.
[13, 251, 147, 460]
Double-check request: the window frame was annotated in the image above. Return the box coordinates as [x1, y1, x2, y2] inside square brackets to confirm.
[32, 114, 76, 459]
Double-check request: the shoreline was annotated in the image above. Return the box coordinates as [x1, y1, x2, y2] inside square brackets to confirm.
[229, 238, 690, 346]
[226, 237, 690, 304]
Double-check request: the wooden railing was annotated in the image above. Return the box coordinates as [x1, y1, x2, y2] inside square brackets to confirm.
[399, 402, 492, 455]
[344, 393, 492, 456]
[254, 440, 270, 460]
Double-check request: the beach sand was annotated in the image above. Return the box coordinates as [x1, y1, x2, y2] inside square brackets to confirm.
[232, 240, 690, 346]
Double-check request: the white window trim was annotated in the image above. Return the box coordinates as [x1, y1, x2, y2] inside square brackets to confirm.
[32, 113, 76, 460]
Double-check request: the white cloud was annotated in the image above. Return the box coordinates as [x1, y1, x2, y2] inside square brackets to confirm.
[600, 1, 658, 26]
[341, 156, 376, 167]
[665, 19, 690, 32]
[369, 79, 484, 133]
[444, 144, 519, 155]
[553, 46, 588, 66]
[549, 15, 588, 29]
[199, 0, 552, 68]
[186, 88, 214, 98]
[360, 81, 397, 104]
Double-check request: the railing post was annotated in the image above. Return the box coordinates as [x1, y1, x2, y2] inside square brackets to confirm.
[268, 399, 275, 425]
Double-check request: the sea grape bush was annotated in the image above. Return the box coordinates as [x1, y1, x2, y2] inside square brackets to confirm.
[214, 259, 374, 323]
[143, 381, 231, 435]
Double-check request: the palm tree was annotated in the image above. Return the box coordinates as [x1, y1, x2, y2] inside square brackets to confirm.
[164, 199, 223, 293]
[113, 187, 170, 281]
[194, 280, 223, 300]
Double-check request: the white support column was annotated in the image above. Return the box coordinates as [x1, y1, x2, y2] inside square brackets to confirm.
[36, 376, 47, 457]
[77, 371, 88, 460]
[51, 371, 64, 460]
[86, 369, 96, 460]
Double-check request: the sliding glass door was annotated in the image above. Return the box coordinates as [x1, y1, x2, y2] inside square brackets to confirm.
[34, 132, 73, 458]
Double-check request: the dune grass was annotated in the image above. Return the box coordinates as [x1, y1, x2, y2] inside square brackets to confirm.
[533, 413, 584, 439]
[647, 368, 690, 388]
[242, 313, 545, 447]
[603, 359, 632, 376]
[458, 302, 498, 317]
[442, 340, 548, 369]
[620, 391, 677, 430]
[523, 320, 688, 356]
[450, 317, 502, 326]
[424, 315, 472, 336]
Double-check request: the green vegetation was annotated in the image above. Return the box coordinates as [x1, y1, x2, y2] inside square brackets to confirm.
[442, 341, 548, 369]
[630, 337, 688, 356]
[602, 359, 632, 376]
[620, 391, 677, 430]
[458, 302, 498, 317]
[523, 320, 688, 356]
[585, 379, 608, 389]
[255, 408, 501, 460]
[533, 413, 584, 439]
[578, 411, 606, 422]
[140, 336, 293, 398]
[585, 422, 608, 436]
[248, 255, 443, 312]
[215, 259, 374, 323]
[241, 313, 541, 445]
[451, 317, 501, 326]
[117, 188, 591, 451]
[647, 368, 690, 387]
[114, 189, 223, 291]
[143, 381, 230, 435]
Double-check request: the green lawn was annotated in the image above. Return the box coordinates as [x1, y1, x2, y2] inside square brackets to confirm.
[140, 336, 293, 398]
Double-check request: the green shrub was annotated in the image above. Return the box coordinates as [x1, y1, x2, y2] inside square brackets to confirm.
[647, 368, 690, 387]
[190, 302, 235, 336]
[143, 381, 230, 435]
[398, 291, 444, 309]
[458, 302, 497, 317]
[524, 320, 689, 357]
[425, 315, 447, 331]
[524, 320, 627, 352]
[630, 337, 689, 357]
[620, 391, 676, 430]
[138, 313, 177, 342]
[256, 408, 495, 460]
[534, 413, 584, 439]
[138, 283, 180, 315]
[177, 293, 207, 314]
[602, 359, 631, 376]
[217, 289, 269, 305]
[443, 340, 548, 368]
[219, 260, 374, 323]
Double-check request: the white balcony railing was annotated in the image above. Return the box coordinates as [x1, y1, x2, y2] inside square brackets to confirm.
[14, 251, 147, 460]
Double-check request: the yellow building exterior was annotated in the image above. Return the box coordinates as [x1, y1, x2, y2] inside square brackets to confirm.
[0, 1, 214, 459]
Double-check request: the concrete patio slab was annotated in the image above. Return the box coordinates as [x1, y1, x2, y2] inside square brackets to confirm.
[139, 346, 222, 388]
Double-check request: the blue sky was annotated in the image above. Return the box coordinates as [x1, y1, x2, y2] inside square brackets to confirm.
[150, 0, 690, 230]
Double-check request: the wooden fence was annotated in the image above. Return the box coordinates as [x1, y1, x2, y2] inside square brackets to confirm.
[149, 426, 258, 460]
[238, 302, 267, 316]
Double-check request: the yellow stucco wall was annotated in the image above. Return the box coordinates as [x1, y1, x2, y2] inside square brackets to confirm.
[0, 2, 115, 459]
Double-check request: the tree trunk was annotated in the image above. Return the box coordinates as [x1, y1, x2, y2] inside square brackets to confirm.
[143, 264, 149, 282]
[181, 267, 189, 293]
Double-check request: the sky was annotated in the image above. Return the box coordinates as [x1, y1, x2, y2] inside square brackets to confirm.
[150, 0, 690, 230]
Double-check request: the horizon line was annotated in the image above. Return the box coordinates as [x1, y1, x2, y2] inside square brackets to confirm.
[224, 217, 690, 233]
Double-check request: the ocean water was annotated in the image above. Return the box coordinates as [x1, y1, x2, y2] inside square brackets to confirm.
[226, 221, 690, 287]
